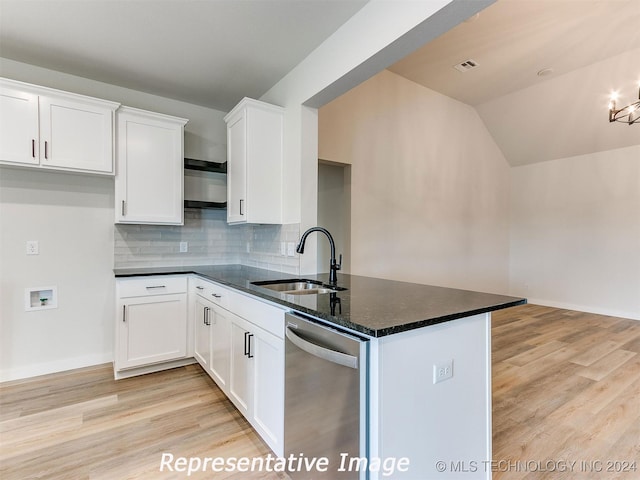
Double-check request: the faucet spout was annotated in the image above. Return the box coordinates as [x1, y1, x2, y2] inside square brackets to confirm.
[296, 227, 342, 284]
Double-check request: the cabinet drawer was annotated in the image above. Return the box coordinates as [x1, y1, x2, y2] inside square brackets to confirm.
[118, 276, 187, 298]
[192, 277, 230, 309]
[192, 275, 285, 338]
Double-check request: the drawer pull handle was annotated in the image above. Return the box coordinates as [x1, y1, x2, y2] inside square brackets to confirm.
[145, 285, 166, 289]
[211, 293, 222, 298]
[196, 286, 204, 290]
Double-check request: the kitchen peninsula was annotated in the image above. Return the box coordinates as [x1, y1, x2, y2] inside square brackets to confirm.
[114, 265, 525, 480]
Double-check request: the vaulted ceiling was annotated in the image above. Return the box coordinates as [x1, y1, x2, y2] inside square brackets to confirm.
[388, 0, 640, 166]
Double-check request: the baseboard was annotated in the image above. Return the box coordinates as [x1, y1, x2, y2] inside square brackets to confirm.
[526, 298, 640, 321]
[0, 352, 114, 383]
[113, 357, 197, 380]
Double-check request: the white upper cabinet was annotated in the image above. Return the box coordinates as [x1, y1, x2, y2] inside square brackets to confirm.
[224, 98, 283, 224]
[0, 84, 39, 165]
[0, 78, 119, 174]
[115, 106, 188, 225]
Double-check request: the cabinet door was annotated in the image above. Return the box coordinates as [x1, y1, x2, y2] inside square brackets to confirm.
[0, 85, 39, 165]
[194, 296, 212, 370]
[252, 325, 284, 456]
[116, 108, 185, 225]
[118, 294, 187, 370]
[226, 113, 247, 224]
[39, 94, 114, 173]
[210, 304, 231, 392]
[229, 314, 253, 417]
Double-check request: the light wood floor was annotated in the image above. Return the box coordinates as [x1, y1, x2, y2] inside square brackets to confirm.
[0, 363, 288, 480]
[1, 304, 639, 479]
[492, 304, 640, 479]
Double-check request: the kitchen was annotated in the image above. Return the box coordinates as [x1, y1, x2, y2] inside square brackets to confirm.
[1, 0, 639, 479]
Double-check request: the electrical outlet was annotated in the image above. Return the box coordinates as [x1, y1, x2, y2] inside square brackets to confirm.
[179, 241, 188, 253]
[26, 240, 39, 255]
[287, 242, 296, 257]
[280, 242, 287, 256]
[433, 360, 454, 384]
[246, 242, 251, 253]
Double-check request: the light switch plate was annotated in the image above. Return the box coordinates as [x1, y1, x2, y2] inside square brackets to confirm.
[179, 241, 188, 253]
[287, 242, 296, 257]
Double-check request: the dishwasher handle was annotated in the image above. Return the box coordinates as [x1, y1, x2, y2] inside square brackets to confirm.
[286, 326, 358, 369]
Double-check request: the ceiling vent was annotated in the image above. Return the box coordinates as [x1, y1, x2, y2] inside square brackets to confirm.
[453, 59, 479, 73]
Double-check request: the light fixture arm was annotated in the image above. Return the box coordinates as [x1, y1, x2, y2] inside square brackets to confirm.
[609, 87, 640, 125]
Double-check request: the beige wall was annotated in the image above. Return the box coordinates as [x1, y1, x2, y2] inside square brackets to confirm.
[319, 70, 511, 293]
[510, 145, 640, 320]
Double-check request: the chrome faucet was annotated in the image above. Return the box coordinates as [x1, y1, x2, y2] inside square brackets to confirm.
[296, 227, 342, 285]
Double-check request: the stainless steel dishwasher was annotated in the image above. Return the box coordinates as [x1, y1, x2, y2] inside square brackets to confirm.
[284, 312, 369, 480]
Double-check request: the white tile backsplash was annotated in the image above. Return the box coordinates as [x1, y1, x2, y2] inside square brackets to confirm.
[114, 208, 300, 274]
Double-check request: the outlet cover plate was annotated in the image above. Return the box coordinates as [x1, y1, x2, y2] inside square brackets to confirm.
[433, 360, 454, 384]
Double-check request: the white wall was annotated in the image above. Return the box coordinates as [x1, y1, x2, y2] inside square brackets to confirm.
[0, 169, 115, 380]
[318, 70, 511, 293]
[0, 58, 230, 381]
[510, 145, 640, 320]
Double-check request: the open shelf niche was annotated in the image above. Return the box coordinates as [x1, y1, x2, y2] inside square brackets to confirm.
[184, 158, 227, 210]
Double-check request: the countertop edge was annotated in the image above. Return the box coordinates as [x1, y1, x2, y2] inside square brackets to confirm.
[114, 266, 527, 338]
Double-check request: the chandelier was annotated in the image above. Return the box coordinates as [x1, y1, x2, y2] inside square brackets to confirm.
[609, 87, 640, 125]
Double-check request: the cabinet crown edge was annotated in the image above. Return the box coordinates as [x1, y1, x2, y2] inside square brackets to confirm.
[117, 105, 188, 126]
[0, 76, 120, 110]
[224, 97, 284, 123]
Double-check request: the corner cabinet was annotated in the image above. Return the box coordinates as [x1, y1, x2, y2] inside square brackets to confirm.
[224, 98, 283, 224]
[0, 78, 119, 174]
[115, 107, 188, 225]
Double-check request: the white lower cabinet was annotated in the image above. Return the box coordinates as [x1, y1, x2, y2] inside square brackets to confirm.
[115, 276, 190, 378]
[115, 274, 284, 454]
[194, 291, 231, 391]
[194, 295, 213, 371]
[249, 321, 284, 454]
[192, 277, 285, 455]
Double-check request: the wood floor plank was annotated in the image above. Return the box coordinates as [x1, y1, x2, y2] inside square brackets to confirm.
[577, 349, 637, 381]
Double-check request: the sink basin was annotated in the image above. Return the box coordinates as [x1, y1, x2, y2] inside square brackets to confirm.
[251, 279, 347, 295]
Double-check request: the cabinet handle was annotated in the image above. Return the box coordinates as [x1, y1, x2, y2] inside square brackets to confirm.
[145, 285, 166, 289]
[211, 293, 222, 298]
[122, 305, 126, 322]
[31, 139, 36, 158]
[204, 306, 210, 326]
[244, 331, 254, 358]
[240, 199, 244, 216]
[196, 286, 204, 290]
[44, 141, 48, 159]
[121, 200, 126, 217]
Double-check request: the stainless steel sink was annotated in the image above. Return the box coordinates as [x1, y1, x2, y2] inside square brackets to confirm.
[251, 279, 347, 295]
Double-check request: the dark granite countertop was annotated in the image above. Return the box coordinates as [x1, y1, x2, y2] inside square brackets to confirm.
[114, 264, 526, 337]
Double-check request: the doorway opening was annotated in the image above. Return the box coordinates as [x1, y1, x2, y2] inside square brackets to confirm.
[317, 160, 351, 274]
